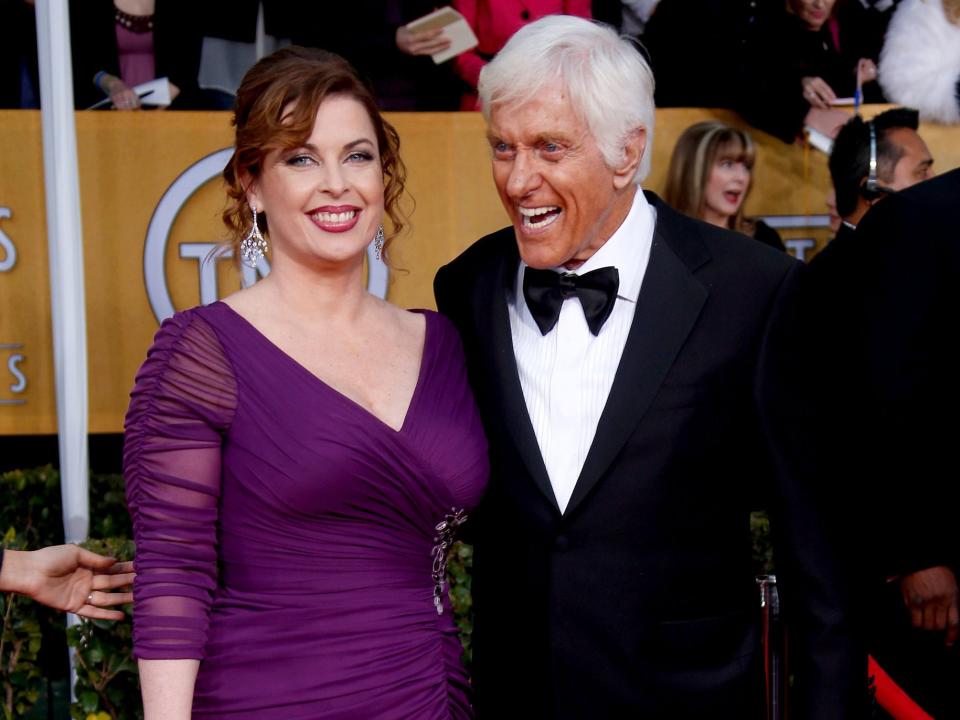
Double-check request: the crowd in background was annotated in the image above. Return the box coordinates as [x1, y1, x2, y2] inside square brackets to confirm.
[2, 0, 960, 136]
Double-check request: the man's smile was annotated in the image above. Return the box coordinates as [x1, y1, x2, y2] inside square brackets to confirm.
[519, 205, 562, 231]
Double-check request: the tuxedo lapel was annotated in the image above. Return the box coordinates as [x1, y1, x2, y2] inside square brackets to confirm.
[479, 234, 560, 512]
[565, 200, 710, 515]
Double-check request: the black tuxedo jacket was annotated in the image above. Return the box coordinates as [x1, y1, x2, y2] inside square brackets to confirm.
[808, 170, 960, 581]
[855, 169, 960, 577]
[435, 194, 864, 719]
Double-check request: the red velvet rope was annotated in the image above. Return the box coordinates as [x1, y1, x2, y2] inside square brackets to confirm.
[869, 655, 934, 720]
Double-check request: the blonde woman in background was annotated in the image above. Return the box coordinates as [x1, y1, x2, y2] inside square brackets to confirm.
[664, 121, 785, 251]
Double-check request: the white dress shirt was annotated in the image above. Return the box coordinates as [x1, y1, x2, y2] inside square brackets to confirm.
[507, 190, 656, 512]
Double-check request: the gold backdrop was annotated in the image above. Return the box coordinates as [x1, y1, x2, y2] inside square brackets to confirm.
[0, 107, 957, 434]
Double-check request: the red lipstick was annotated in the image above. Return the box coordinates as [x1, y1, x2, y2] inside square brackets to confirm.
[308, 205, 361, 233]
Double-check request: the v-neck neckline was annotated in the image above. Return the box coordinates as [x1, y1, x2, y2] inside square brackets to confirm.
[214, 301, 431, 435]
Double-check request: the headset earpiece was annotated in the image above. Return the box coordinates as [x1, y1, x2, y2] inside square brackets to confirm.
[860, 120, 895, 200]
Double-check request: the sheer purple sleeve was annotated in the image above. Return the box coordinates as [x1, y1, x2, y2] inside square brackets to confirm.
[123, 310, 236, 660]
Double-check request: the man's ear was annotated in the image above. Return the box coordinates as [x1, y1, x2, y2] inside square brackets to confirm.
[613, 127, 646, 190]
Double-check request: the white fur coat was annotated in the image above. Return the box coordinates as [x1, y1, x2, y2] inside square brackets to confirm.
[879, 0, 960, 123]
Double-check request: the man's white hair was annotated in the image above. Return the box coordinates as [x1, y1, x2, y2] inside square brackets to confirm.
[478, 15, 655, 184]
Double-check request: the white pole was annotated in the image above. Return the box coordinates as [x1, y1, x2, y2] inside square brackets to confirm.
[35, 0, 90, 698]
[35, 0, 90, 545]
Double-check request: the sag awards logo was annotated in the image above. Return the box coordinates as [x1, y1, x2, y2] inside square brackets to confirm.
[0, 207, 16, 273]
[0, 207, 26, 406]
[763, 217, 823, 261]
[143, 149, 389, 324]
[0, 344, 26, 406]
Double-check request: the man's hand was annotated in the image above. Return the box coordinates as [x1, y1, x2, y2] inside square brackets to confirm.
[1, 545, 134, 620]
[899, 565, 959, 647]
[396, 26, 452, 57]
[804, 107, 850, 139]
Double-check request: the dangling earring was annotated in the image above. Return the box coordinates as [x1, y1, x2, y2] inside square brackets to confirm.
[373, 224, 385, 261]
[240, 207, 268, 268]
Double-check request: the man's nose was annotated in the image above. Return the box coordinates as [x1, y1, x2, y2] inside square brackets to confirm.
[505, 149, 540, 198]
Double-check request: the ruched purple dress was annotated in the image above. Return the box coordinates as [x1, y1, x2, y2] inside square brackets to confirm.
[124, 302, 489, 719]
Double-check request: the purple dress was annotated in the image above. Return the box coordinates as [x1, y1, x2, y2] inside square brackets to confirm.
[124, 302, 489, 719]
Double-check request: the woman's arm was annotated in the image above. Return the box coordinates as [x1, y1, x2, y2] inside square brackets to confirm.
[139, 659, 201, 720]
[124, 311, 236, 717]
[94, 71, 142, 110]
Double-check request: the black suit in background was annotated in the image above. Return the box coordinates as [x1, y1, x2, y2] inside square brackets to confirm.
[802, 221, 866, 606]
[283, 1, 462, 111]
[855, 170, 960, 578]
[589, 0, 626, 32]
[640, 0, 778, 109]
[806, 170, 960, 717]
[197, 0, 292, 43]
[435, 193, 865, 719]
[836, 0, 901, 83]
[0, 0, 39, 108]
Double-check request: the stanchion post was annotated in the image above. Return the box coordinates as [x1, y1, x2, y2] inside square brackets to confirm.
[758, 574, 786, 720]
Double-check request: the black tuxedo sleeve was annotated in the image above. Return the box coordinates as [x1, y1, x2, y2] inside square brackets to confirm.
[756, 262, 869, 719]
[434, 261, 481, 548]
[434, 263, 460, 329]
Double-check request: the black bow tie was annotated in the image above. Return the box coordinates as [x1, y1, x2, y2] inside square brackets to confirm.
[522, 266, 620, 336]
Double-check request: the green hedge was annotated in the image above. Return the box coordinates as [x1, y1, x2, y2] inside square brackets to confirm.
[2, 465, 772, 719]
[1, 468, 136, 720]
[1, 467, 65, 720]
[68, 538, 137, 720]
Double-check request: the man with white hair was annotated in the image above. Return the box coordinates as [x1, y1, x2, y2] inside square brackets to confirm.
[435, 15, 863, 718]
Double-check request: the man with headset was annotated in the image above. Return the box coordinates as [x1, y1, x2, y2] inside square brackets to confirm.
[825, 107, 933, 237]
[806, 108, 932, 333]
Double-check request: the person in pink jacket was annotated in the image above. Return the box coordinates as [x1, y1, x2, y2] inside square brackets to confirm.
[453, 0, 591, 109]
